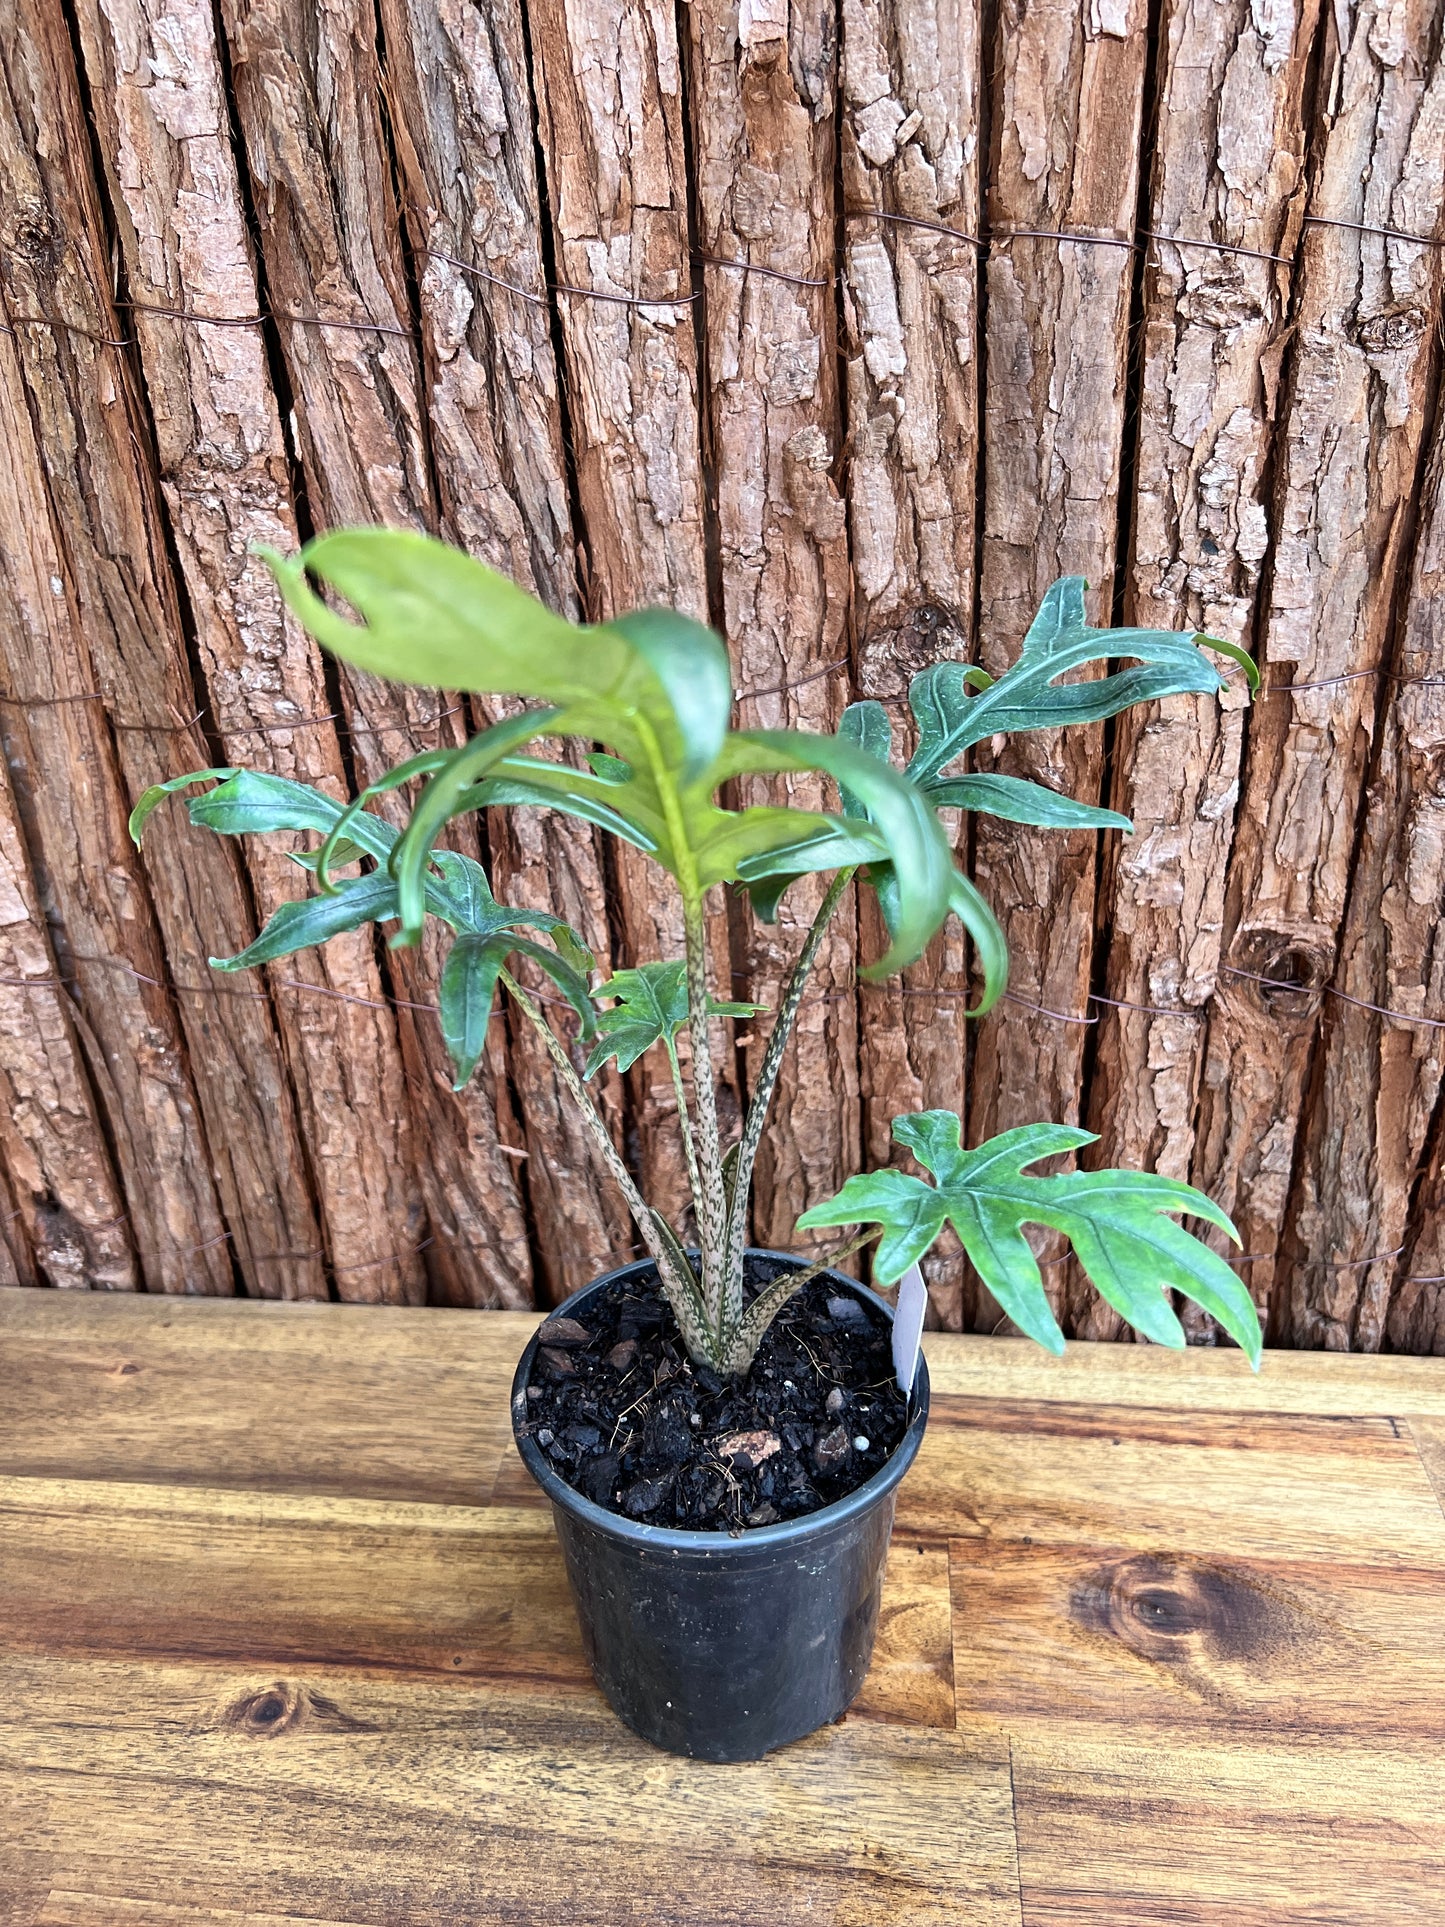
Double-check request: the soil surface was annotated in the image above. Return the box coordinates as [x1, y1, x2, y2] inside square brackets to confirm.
[516, 1255, 909, 1533]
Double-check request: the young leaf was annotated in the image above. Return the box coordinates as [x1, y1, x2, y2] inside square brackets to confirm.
[210, 872, 401, 972]
[438, 930, 596, 1088]
[583, 960, 762, 1078]
[928, 772, 1133, 833]
[129, 769, 236, 846]
[261, 531, 733, 779]
[908, 578, 1255, 783]
[798, 1112, 1261, 1366]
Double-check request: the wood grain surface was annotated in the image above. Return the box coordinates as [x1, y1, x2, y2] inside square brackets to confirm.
[1, 1286, 1441, 1924]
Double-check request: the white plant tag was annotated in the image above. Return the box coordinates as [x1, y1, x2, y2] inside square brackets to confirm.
[891, 1262, 928, 1396]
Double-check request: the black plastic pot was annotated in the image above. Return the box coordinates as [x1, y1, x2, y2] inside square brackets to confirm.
[511, 1248, 930, 1762]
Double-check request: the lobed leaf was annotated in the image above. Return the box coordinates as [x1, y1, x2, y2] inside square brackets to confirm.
[584, 960, 761, 1078]
[928, 772, 1133, 834]
[800, 1110, 1260, 1365]
[908, 578, 1254, 783]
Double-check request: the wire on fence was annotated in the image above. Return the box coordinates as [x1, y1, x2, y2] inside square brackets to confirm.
[7, 204, 1441, 361]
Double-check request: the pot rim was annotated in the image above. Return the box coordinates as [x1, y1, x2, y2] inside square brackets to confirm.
[510, 1245, 930, 1554]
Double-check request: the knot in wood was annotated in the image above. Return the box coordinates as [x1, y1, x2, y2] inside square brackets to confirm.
[233, 1683, 302, 1736]
[1070, 1553, 1281, 1667]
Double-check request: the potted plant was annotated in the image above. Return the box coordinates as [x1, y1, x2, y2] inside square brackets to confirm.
[134, 531, 1262, 1762]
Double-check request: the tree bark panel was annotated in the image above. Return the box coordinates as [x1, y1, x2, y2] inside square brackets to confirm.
[840, 0, 982, 1321]
[376, 0, 630, 1300]
[1079, 0, 1320, 1340]
[966, 0, 1152, 1328]
[0, 0, 312, 1295]
[0, 754, 135, 1294]
[524, 0, 734, 1230]
[217, 0, 545, 1309]
[1285, 413, 1445, 1352]
[686, 0, 857, 1250]
[1192, 0, 1445, 1331]
[70, 0, 430, 1301]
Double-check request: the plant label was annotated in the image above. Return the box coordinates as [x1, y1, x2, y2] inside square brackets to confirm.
[892, 1263, 927, 1396]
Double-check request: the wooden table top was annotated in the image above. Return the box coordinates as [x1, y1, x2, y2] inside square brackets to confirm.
[3, 1286, 1443, 1926]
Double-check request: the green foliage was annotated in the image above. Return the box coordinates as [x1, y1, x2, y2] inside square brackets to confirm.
[798, 1112, 1261, 1366]
[584, 961, 762, 1078]
[130, 768, 595, 1091]
[136, 538, 1254, 1380]
[264, 531, 957, 976]
[905, 577, 1258, 785]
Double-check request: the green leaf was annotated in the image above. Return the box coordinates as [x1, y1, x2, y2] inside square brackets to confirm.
[837, 700, 892, 817]
[469, 770, 660, 853]
[184, 770, 398, 863]
[583, 960, 761, 1077]
[799, 1112, 1260, 1365]
[261, 530, 733, 778]
[438, 932, 503, 1088]
[129, 769, 235, 846]
[609, 608, 733, 782]
[388, 710, 560, 947]
[439, 929, 596, 1089]
[316, 748, 451, 891]
[721, 730, 956, 976]
[210, 872, 400, 972]
[908, 578, 1244, 783]
[291, 839, 369, 873]
[928, 772, 1133, 833]
[945, 869, 1009, 1013]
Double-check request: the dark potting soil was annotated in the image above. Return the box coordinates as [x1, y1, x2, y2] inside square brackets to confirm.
[516, 1255, 909, 1534]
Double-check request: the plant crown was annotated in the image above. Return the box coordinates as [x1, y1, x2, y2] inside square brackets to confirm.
[133, 531, 1263, 1373]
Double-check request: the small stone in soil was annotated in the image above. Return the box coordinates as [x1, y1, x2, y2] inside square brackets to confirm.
[715, 1428, 781, 1471]
[853, 1435, 870, 1452]
[813, 1425, 851, 1473]
[825, 1387, 845, 1416]
[605, 1339, 637, 1372]
[826, 1293, 867, 1325]
[537, 1346, 575, 1379]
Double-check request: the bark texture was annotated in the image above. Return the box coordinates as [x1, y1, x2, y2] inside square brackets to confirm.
[71, 0, 427, 1301]
[1286, 408, 1445, 1351]
[0, 754, 135, 1293]
[1081, 0, 1320, 1339]
[525, 0, 736, 1230]
[968, 0, 1151, 1322]
[1192, 0, 1445, 1335]
[0, 0, 324, 1298]
[687, 0, 856, 1252]
[219, 0, 542, 1308]
[840, 0, 982, 1322]
[377, 0, 629, 1300]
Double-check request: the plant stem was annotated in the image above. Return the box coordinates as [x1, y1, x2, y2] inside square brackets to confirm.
[665, 1037, 704, 1225]
[498, 967, 664, 1271]
[682, 892, 729, 1344]
[722, 867, 855, 1295]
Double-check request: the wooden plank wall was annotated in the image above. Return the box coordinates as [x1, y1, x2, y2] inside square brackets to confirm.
[0, 0, 1443, 1352]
